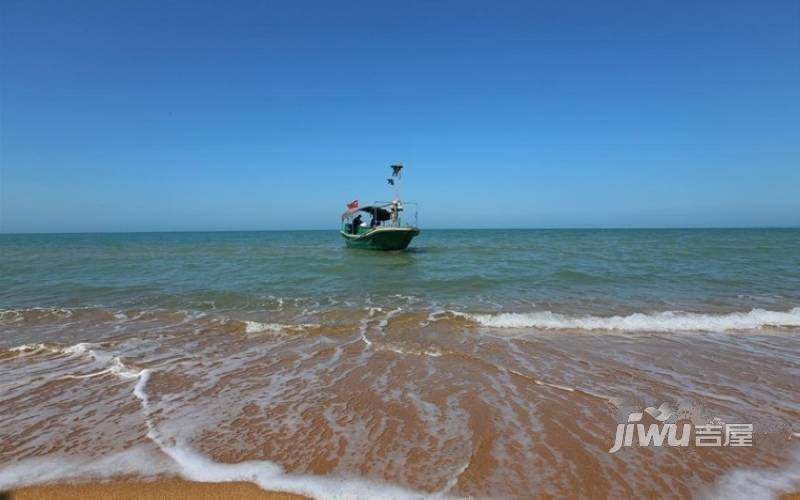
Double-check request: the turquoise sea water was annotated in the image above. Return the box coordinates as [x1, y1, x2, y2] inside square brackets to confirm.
[2, 228, 799, 315]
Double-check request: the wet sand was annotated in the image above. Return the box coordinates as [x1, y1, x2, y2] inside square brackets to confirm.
[3, 479, 306, 500]
[1, 306, 799, 497]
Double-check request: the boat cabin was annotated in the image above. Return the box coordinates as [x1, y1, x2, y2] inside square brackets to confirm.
[341, 201, 417, 235]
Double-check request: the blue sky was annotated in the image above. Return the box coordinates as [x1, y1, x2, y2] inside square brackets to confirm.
[1, 0, 798, 232]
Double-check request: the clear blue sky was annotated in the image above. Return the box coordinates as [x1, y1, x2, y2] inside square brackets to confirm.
[1, 0, 798, 232]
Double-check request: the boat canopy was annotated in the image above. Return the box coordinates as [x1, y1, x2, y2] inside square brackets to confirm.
[342, 205, 394, 221]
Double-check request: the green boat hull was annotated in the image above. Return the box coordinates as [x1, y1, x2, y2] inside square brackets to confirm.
[341, 227, 420, 251]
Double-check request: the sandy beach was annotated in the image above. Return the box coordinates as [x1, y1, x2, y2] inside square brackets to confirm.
[3, 479, 306, 500]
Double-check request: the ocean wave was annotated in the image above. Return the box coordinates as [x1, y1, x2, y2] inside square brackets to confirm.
[7, 342, 101, 356]
[8, 343, 49, 354]
[0, 306, 201, 326]
[464, 307, 800, 332]
[4, 341, 144, 380]
[0, 307, 75, 322]
[0, 446, 177, 490]
[129, 367, 431, 499]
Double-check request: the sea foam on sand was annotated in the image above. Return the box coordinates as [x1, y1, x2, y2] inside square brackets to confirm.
[465, 307, 800, 332]
[0, 342, 429, 500]
[704, 445, 800, 499]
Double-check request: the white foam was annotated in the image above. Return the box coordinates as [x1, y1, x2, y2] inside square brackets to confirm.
[109, 357, 141, 378]
[244, 321, 319, 334]
[466, 307, 800, 332]
[7, 341, 147, 383]
[378, 308, 403, 328]
[0, 446, 177, 490]
[3, 344, 423, 498]
[8, 343, 48, 354]
[0, 307, 74, 320]
[64, 342, 95, 355]
[124, 357, 424, 499]
[377, 344, 444, 357]
[153, 444, 422, 499]
[440, 460, 470, 495]
[705, 446, 800, 499]
[6, 342, 108, 359]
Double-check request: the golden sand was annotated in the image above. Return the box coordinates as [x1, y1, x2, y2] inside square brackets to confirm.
[2, 479, 307, 500]
[4, 307, 800, 497]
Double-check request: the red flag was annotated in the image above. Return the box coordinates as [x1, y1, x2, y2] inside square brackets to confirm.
[346, 199, 358, 210]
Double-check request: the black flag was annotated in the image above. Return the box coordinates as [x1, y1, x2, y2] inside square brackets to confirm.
[391, 164, 403, 177]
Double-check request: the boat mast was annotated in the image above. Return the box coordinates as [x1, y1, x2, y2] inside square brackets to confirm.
[389, 163, 403, 202]
[388, 163, 404, 226]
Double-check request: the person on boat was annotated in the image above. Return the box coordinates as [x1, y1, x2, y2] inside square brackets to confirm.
[352, 214, 363, 234]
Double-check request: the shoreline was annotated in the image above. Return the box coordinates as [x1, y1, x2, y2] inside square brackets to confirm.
[6, 479, 798, 500]
[2, 478, 308, 500]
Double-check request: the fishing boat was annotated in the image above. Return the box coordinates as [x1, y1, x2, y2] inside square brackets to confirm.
[341, 164, 420, 251]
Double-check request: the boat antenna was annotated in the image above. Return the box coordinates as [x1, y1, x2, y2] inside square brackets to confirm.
[388, 163, 403, 202]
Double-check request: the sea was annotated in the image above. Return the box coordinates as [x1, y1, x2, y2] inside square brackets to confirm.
[1, 229, 799, 498]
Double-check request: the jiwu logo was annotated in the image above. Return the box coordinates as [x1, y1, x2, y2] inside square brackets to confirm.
[609, 402, 752, 453]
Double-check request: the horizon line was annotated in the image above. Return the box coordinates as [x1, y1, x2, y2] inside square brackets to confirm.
[1, 225, 799, 236]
